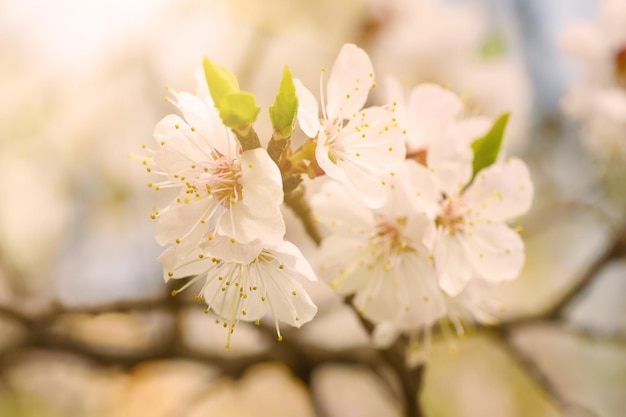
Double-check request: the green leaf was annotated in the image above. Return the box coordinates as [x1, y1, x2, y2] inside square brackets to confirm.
[480, 32, 507, 60]
[269, 66, 299, 140]
[203, 56, 240, 107]
[471, 112, 509, 179]
[218, 92, 261, 129]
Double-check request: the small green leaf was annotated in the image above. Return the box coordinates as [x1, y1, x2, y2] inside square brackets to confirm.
[218, 92, 261, 129]
[269, 66, 299, 140]
[480, 32, 507, 60]
[471, 112, 509, 179]
[203, 57, 240, 107]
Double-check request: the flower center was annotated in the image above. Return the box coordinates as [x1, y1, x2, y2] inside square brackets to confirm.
[323, 119, 342, 163]
[406, 149, 428, 166]
[203, 155, 243, 208]
[616, 45, 626, 89]
[435, 198, 465, 234]
[368, 216, 412, 271]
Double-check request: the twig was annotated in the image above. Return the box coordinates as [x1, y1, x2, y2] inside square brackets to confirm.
[496, 326, 567, 409]
[350, 303, 424, 417]
[284, 185, 322, 245]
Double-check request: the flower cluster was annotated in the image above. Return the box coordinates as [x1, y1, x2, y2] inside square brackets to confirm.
[140, 43, 533, 354]
[312, 78, 533, 360]
[144, 87, 317, 347]
[561, 0, 626, 165]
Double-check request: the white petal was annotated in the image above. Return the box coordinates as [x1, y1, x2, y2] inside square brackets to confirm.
[259, 264, 318, 327]
[463, 158, 533, 222]
[600, 0, 626, 46]
[240, 148, 284, 216]
[155, 198, 215, 249]
[392, 254, 447, 330]
[204, 236, 264, 263]
[316, 130, 347, 182]
[294, 78, 322, 138]
[181, 91, 239, 160]
[452, 116, 492, 146]
[340, 107, 406, 174]
[352, 267, 398, 323]
[403, 160, 441, 218]
[403, 209, 437, 252]
[177, 91, 214, 138]
[383, 75, 406, 110]
[406, 83, 463, 150]
[153, 115, 201, 173]
[310, 180, 375, 234]
[461, 223, 525, 283]
[157, 246, 213, 280]
[337, 158, 388, 209]
[435, 230, 473, 296]
[560, 21, 612, 64]
[372, 322, 400, 349]
[202, 262, 252, 320]
[317, 234, 369, 295]
[266, 240, 318, 282]
[216, 202, 285, 244]
[427, 137, 474, 197]
[353, 252, 444, 326]
[326, 44, 374, 120]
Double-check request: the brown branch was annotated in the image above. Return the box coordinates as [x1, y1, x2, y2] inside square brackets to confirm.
[284, 185, 322, 245]
[543, 225, 626, 319]
[495, 325, 602, 417]
[349, 300, 424, 417]
[500, 224, 626, 329]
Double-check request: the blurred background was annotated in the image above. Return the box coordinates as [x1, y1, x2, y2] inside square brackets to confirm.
[1, 0, 625, 416]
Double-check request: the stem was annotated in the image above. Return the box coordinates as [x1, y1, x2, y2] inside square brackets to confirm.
[350, 299, 424, 417]
[267, 136, 289, 165]
[496, 326, 588, 414]
[284, 185, 322, 245]
[233, 126, 261, 151]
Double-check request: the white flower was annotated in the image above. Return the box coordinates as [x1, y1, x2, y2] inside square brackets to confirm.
[369, 0, 533, 152]
[373, 276, 500, 365]
[159, 237, 318, 347]
[295, 43, 405, 208]
[386, 80, 492, 197]
[432, 158, 533, 296]
[561, 0, 626, 163]
[149, 88, 285, 256]
[561, 0, 626, 91]
[311, 167, 446, 327]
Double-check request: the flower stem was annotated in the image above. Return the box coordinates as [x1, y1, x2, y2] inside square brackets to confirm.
[284, 185, 321, 246]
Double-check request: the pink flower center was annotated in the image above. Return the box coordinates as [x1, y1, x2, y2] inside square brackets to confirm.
[435, 198, 466, 234]
[200, 155, 243, 208]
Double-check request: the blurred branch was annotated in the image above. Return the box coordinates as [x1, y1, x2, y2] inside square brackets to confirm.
[349, 298, 424, 417]
[496, 325, 575, 413]
[284, 185, 322, 245]
[543, 224, 626, 320]
[492, 226, 626, 416]
[1, 221, 622, 417]
[501, 223, 626, 328]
